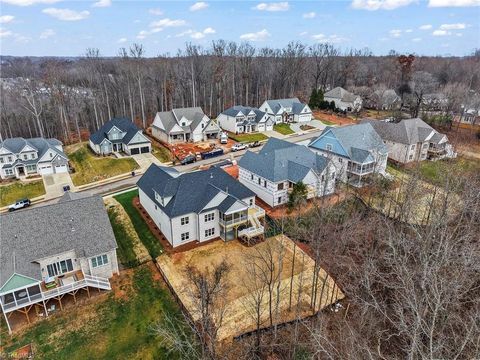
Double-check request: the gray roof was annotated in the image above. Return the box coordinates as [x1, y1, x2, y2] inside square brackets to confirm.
[153, 107, 211, 135]
[310, 123, 388, 163]
[360, 118, 445, 145]
[89, 118, 147, 146]
[221, 106, 268, 123]
[137, 164, 255, 218]
[324, 87, 359, 103]
[0, 195, 118, 288]
[238, 138, 330, 183]
[373, 89, 400, 106]
[264, 98, 309, 115]
[0, 137, 67, 163]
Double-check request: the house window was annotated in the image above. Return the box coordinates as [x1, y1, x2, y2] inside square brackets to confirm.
[0, 158, 3, 164]
[409, 154, 414, 160]
[410, 145, 415, 150]
[155, 205, 157, 210]
[23, 154, 28, 160]
[181, 232, 190, 241]
[50, 153, 53, 158]
[8, 156, 12, 162]
[31, 153, 35, 159]
[181, 216, 189, 225]
[277, 183, 284, 190]
[331, 172, 335, 179]
[251, 174, 254, 180]
[26, 165, 36, 172]
[201, 123, 205, 129]
[326, 144, 333, 151]
[264, 180, 267, 188]
[204, 213, 215, 222]
[47, 259, 73, 277]
[205, 228, 215, 238]
[277, 196, 282, 204]
[258, 178, 261, 185]
[249, 199, 254, 206]
[91, 254, 108, 268]
[422, 143, 428, 149]
[4, 169, 13, 175]
[338, 158, 343, 163]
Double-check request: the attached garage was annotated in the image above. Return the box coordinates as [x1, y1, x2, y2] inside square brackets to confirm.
[258, 124, 265, 131]
[54, 164, 68, 174]
[38, 165, 53, 175]
[140, 146, 150, 153]
[130, 148, 140, 155]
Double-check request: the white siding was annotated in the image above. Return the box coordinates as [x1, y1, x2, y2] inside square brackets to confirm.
[217, 113, 237, 133]
[139, 188, 173, 244]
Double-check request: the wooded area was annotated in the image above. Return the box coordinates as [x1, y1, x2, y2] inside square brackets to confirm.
[1, 43, 479, 142]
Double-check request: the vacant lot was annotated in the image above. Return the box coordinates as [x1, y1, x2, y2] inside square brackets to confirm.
[0, 264, 186, 360]
[273, 123, 295, 135]
[228, 132, 269, 143]
[152, 144, 172, 163]
[415, 157, 480, 186]
[157, 235, 344, 342]
[312, 110, 356, 126]
[66, 143, 138, 186]
[0, 180, 45, 207]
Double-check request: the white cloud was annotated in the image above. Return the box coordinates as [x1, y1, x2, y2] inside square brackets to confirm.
[176, 27, 215, 39]
[240, 29, 270, 41]
[303, 11, 316, 18]
[412, 37, 422, 41]
[190, 1, 209, 11]
[439, 23, 466, 29]
[428, 0, 479, 7]
[419, 24, 432, 30]
[150, 18, 186, 28]
[253, 2, 289, 11]
[92, 0, 111, 7]
[0, 28, 13, 37]
[117, 37, 127, 43]
[175, 29, 193, 37]
[1, 0, 59, 6]
[0, 15, 15, 24]
[149, 8, 163, 15]
[203, 27, 215, 34]
[136, 30, 149, 39]
[351, 0, 416, 10]
[299, 31, 308, 36]
[190, 31, 205, 39]
[312, 33, 348, 43]
[42, 8, 90, 21]
[389, 29, 402, 37]
[405, 29, 413, 32]
[432, 29, 449, 35]
[39, 28, 55, 39]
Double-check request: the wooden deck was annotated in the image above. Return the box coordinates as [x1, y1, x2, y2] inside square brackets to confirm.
[40, 270, 84, 292]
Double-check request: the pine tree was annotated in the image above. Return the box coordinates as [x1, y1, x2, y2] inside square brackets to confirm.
[309, 88, 318, 109]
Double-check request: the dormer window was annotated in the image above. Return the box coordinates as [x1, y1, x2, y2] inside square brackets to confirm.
[326, 144, 333, 151]
[31, 153, 35, 159]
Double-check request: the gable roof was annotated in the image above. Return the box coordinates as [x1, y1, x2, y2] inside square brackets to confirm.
[0, 137, 67, 166]
[152, 107, 209, 135]
[137, 165, 255, 218]
[264, 98, 310, 115]
[0, 195, 118, 289]
[238, 138, 330, 183]
[89, 118, 145, 145]
[324, 87, 359, 103]
[0, 273, 40, 294]
[360, 118, 445, 145]
[221, 106, 268, 124]
[310, 123, 388, 163]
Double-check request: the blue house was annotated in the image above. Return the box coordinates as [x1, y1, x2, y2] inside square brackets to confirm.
[309, 123, 388, 186]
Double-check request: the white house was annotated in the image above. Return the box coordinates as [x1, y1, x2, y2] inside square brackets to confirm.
[309, 123, 388, 187]
[259, 98, 312, 123]
[151, 107, 220, 144]
[0, 137, 68, 179]
[217, 106, 274, 134]
[89, 118, 151, 156]
[238, 138, 336, 208]
[137, 164, 265, 247]
[361, 118, 454, 164]
[0, 193, 119, 333]
[324, 87, 363, 112]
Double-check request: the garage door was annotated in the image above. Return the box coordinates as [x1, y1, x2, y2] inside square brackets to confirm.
[266, 124, 273, 131]
[54, 165, 68, 174]
[141, 146, 150, 153]
[258, 125, 265, 131]
[130, 148, 140, 155]
[39, 165, 53, 175]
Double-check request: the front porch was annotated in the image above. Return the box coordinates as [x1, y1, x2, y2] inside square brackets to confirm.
[168, 132, 190, 143]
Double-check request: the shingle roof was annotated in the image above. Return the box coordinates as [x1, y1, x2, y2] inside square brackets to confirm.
[239, 138, 330, 183]
[221, 106, 268, 123]
[89, 118, 144, 145]
[137, 165, 254, 218]
[324, 87, 359, 103]
[152, 107, 211, 135]
[0, 195, 118, 289]
[360, 118, 444, 145]
[264, 98, 310, 116]
[0, 137, 67, 162]
[310, 123, 388, 163]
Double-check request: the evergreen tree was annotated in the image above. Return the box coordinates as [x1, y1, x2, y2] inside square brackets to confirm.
[309, 88, 318, 109]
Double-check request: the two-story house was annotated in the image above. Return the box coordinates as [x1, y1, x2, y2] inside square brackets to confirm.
[259, 98, 312, 123]
[238, 138, 336, 207]
[151, 107, 221, 144]
[0, 137, 68, 179]
[324, 87, 363, 112]
[137, 164, 265, 248]
[217, 106, 274, 134]
[361, 118, 453, 163]
[0, 193, 118, 333]
[89, 118, 151, 156]
[309, 123, 388, 187]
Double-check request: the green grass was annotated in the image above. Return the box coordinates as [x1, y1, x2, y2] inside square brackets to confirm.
[415, 157, 480, 186]
[107, 208, 140, 268]
[67, 144, 139, 186]
[114, 190, 163, 258]
[0, 180, 45, 207]
[320, 119, 336, 126]
[273, 123, 295, 135]
[1, 266, 188, 360]
[228, 132, 268, 143]
[152, 144, 172, 163]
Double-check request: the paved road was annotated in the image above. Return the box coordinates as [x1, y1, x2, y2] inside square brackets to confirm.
[25, 130, 323, 209]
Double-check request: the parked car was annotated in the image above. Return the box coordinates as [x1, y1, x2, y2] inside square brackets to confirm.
[220, 133, 229, 144]
[249, 141, 261, 148]
[181, 154, 197, 165]
[201, 148, 224, 160]
[8, 198, 31, 212]
[231, 143, 247, 152]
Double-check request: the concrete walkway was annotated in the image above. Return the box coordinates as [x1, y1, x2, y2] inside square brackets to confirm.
[42, 173, 75, 200]
[131, 153, 163, 171]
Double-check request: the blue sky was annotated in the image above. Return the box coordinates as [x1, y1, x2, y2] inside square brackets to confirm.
[1, 0, 479, 57]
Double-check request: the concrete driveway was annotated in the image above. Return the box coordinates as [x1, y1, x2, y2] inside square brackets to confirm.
[42, 172, 75, 200]
[131, 153, 164, 171]
[290, 120, 326, 133]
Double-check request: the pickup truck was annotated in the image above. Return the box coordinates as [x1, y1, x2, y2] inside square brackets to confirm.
[8, 198, 31, 212]
[231, 143, 247, 152]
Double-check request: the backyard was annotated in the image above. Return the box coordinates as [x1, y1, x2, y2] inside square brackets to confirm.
[228, 132, 269, 143]
[273, 123, 295, 135]
[66, 143, 139, 186]
[414, 157, 480, 186]
[0, 264, 188, 360]
[0, 180, 45, 207]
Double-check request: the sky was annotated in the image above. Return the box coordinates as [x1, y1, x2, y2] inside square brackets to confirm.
[0, 0, 479, 57]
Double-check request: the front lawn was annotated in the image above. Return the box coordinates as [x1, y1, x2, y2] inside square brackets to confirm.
[273, 123, 295, 135]
[1, 265, 188, 360]
[320, 119, 336, 126]
[228, 132, 269, 143]
[114, 190, 163, 258]
[0, 180, 45, 207]
[152, 144, 172, 163]
[67, 144, 139, 186]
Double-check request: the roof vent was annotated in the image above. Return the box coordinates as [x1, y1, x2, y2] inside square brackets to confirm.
[210, 173, 213, 179]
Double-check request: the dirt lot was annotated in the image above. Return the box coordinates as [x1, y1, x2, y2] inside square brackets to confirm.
[313, 110, 357, 126]
[157, 235, 344, 342]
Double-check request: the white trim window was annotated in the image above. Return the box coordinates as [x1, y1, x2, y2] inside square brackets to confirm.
[4, 168, 14, 176]
[204, 213, 214, 222]
[205, 228, 215, 238]
[181, 216, 189, 225]
[47, 259, 73, 277]
[91, 254, 108, 268]
[326, 143, 333, 151]
[181, 232, 190, 241]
